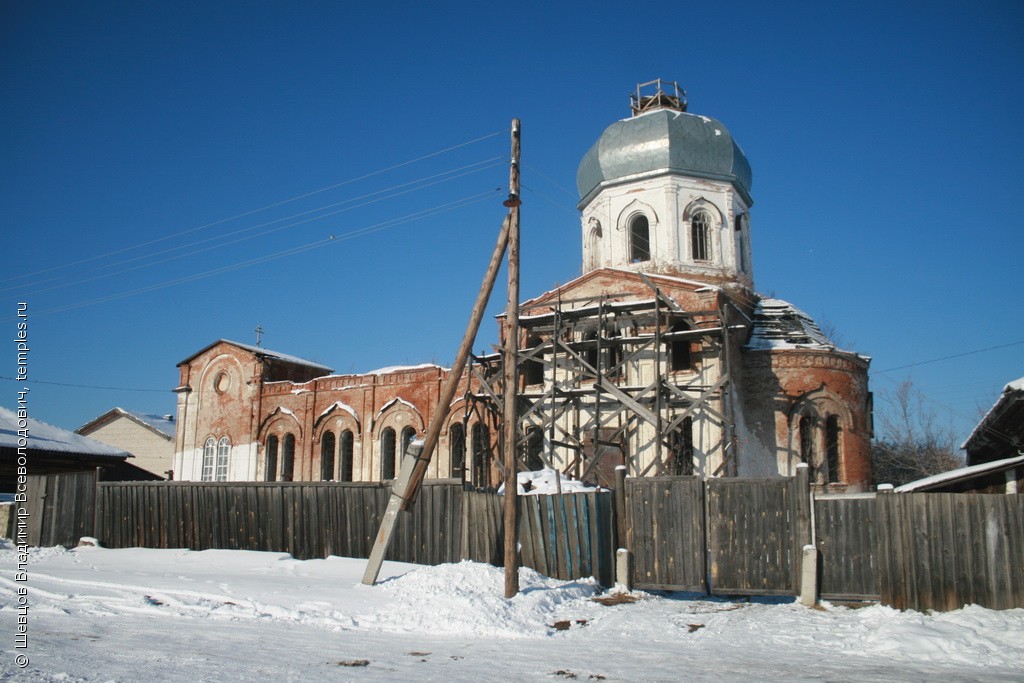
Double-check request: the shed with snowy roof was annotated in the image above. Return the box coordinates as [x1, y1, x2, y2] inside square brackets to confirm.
[0, 406, 160, 491]
[77, 408, 178, 478]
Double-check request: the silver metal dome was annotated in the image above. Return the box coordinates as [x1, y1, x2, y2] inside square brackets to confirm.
[577, 109, 753, 207]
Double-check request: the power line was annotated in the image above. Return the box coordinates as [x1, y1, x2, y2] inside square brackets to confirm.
[12, 158, 507, 297]
[871, 341, 1024, 375]
[0, 376, 167, 393]
[1, 129, 508, 287]
[28, 189, 501, 318]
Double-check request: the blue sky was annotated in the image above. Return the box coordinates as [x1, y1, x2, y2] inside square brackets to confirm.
[2, 1, 1021, 447]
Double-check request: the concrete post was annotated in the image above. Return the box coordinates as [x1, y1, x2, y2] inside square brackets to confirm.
[616, 548, 632, 591]
[799, 545, 819, 607]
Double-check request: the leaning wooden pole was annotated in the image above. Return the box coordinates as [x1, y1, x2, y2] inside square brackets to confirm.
[502, 119, 522, 598]
[361, 211, 512, 585]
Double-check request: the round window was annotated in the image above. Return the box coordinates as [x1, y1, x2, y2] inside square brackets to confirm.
[213, 371, 231, 394]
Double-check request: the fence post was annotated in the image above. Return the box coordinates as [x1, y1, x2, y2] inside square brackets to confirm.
[614, 466, 627, 549]
[91, 467, 102, 543]
[616, 548, 632, 590]
[794, 464, 812, 595]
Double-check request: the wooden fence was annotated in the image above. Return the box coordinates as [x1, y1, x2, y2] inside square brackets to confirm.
[24, 471, 1023, 611]
[27, 472, 613, 585]
[876, 491, 1024, 612]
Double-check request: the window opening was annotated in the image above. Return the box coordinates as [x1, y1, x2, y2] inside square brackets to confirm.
[471, 423, 490, 487]
[339, 430, 354, 482]
[692, 210, 712, 261]
[629, 215, 651, 262]
[201, 437, 216, 482]
[799, 416, 815, 481]
[825, 416, 841, 484]
[449, 423, 466, 477]
[265, 435, 278, 482]
[321, 431, 336, 481]
[381, 427, 396, 480]
[525, 427, 544, 471]
[669, 321, 693, 371]
[281, 433, 295, 481]
[215, 436, 230, 482]
[524, 335, 544, 385]
[669, 418, 694, 475]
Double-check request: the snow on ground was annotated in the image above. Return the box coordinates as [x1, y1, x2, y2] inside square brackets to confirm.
[1, 541, 1022, 681]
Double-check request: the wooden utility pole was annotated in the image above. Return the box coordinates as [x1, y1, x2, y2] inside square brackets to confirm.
[362, 118, 523, 588]
[362, 212, 511, 586]
[502, 119, 522, 598]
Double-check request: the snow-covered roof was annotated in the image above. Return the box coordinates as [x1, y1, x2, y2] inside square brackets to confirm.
[0, 406, 130, 458]
[178, 339, 333, 373]
[894, 453, 1024, 492]
[365, 363, 448, 375]
[745, 298, 835, 351]
[962, 376, 1024, 455]
[78, 407, 176, 440]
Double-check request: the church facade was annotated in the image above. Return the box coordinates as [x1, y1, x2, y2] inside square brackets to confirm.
[172, 81, 874, 492]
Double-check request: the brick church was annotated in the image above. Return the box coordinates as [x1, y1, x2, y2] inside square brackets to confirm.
[172, 81, 874, 492]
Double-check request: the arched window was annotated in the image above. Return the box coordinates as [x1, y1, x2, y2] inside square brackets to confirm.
[691, 210, 712, 262]
[825, 416, 841, 484]
[629, 215, 651, 262]
[669, 418, 694, 475]
[799, 416, 815, 481]
[585, 218, 603, 271]
[449, 423, 466, 477]
[201, 437, 216, 482]
[216, 436, 230, 482]
[339, 430, 354, 482]
[525, 427, 544, 471]
[471, 423, 490, 487]
[265, 435, 278, 482]
[735, 214, 747, 273]
[669, 321, 693, 372]
[400, 426, 417, 472]
[281, 433, 296, 481]
[321, 431, 336, 481]
[380, 427, 396, 480]
[524, 335, 544, 385]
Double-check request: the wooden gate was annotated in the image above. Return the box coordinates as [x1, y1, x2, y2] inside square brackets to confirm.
[26, 471, 98, 548]
[707, 476, 808, 595]
[624, 469, 811, 596]
[624, 476, 706, 592]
